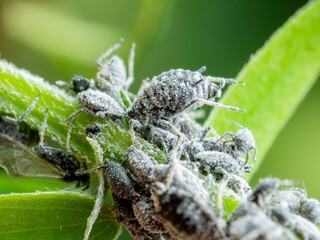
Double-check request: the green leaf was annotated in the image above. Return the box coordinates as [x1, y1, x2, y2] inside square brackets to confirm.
[0, 192, 121, 240]
[205, 0, 320, 178]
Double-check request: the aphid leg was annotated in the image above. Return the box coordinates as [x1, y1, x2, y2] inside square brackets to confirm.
[96, 59, 114, 90]
[126, 43, 136, 88]
[217, 173, 229, 218]
[129, 119, 141, 144]
[3, 93, 40, 125]
[96, 38, 124, 68]
[195, 98, 246, 112]
[0, 91, 6, 111]
[199, 126, 220, 141]
[157, 119, 189, 141]
[165, 138, 184, 187]
[64, 108, 95, 123]
[181, 112, 196, 132]
[39, 107, 49, 146]
[66, 119, 75, 154]
[240, 153, 251, 170]
[252, 147, 257, 163]
[231, 120, 244, 129]
[197, 66, 207, 73]
[136, 78, 150, 95]
[84, 139, 106, 240]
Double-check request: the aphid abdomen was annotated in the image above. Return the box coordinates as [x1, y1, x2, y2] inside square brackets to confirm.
[132, 196, 166, 234]
[104, 160, 139, 200]
[34, 145, 80, 181]
[152, 182, 225, 240]
[195, 151, 240, 175]
[78, 89, 121, 112]
[126, 145, 155, 184]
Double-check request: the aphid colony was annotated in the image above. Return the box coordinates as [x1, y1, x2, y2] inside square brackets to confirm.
[1, 40, 320, 240]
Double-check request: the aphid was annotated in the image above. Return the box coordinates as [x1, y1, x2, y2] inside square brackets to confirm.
[220, 121, 257, 166]
[284, 213, 320, 239]
[56, 75, 95, 93]
[271, 205, 320, 240]
[127, 67, 244, 124]
[226, 173, 252, 197]
[132, 196, 166, 234]
[0, 94, 89, 188]
[228, 202, 295, 240]
[121, 218, 161, 240]
[96, 38, 136, 91]
[126, 144, 156, 184]
[194, 151, 246, 176]
[65, 89, 125, 122]
[173, 113, 205, 140]
[113, 193, 168, 240]
[131, 120, 179, 153]
[104, 158, 139, 200]
[153, 162, 210, 202]
[181, 140, 204, 161]
[151, 182, 226, 240]
[300, 198, 320, 225]
[249, 177, 293, 207]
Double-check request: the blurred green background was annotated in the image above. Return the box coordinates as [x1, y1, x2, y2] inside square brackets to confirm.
[0, 0, 319, 221]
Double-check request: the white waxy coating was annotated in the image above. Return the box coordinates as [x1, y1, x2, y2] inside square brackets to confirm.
[78, 89, 124, 113]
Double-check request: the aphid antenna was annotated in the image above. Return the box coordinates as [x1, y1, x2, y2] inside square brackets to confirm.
[217, 172, 229, 219]
[207, 76, 245, 86]
[186, 98, 246, 112]
[165, 137, 185, 187]
[66, 119, 75, 154]
[127, 43, 136, 88]
[39, 107, 49, 146]
[97, 38, 124, 67]
[231, 120, 244, 129]
[0, 91, 7, 111]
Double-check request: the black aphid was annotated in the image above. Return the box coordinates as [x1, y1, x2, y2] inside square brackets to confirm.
[56, 75, 95, 93]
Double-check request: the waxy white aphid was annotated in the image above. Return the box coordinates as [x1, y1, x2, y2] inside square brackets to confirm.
[220, 121, 257, 166]
[127, 67, 244, 124]
[96, 38, 136, 91]
[65, 89, 125, 122]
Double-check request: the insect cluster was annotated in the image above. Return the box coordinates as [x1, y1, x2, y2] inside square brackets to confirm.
[1, 40, 320, 240]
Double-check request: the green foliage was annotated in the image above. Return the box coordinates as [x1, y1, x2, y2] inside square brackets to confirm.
[206, 0, 320, 178]
[0, 192, 120, 240]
